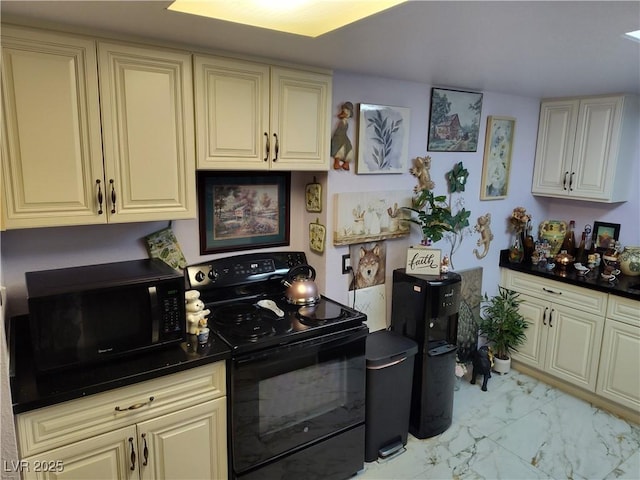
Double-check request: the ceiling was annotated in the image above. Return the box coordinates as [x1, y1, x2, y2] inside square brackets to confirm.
[2, 1, 639, 99]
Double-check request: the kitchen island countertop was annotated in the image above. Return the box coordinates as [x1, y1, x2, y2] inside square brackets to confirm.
[10, 315, 231, 414]
[499, 250, 640, 301]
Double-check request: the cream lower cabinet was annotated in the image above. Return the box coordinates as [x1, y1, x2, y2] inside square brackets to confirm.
[15, 363, 227, 480]
[194, 54, 332, 171]
[502, 269, 607, 391]
[1, 25, 196, 229]
[531, 94, 638, 203]
[596, 296, 640, 412]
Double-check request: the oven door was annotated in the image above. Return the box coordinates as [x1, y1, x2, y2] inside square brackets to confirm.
[231, 325, 367, 475]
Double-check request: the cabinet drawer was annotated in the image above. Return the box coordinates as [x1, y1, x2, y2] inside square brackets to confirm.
[16, 362, 225, 457]
[606, 295, 640, 327]
[501, 269, 607, 316]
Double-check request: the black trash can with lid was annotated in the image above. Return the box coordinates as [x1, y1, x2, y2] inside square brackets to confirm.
[365, 330, 418, 462]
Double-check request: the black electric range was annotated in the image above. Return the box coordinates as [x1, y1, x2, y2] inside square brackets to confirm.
[185, 251, 367, 355]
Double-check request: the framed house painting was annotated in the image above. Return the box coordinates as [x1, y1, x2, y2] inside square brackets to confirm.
[197, 171, 290, 254]
[356, 103, 410, 174]
[480, 116, 516, 200]
[427, 88, 483, 152]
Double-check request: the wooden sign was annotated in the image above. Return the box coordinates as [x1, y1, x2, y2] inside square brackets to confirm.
[405, 246, 441, 275]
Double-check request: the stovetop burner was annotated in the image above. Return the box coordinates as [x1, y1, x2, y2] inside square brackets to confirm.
[213, 303, 260, 325]
[297, 301, 347, 326]
[185, 252, 366, 354]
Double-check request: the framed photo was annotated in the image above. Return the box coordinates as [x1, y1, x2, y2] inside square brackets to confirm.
[197, 171, 290, 254]
[592, 221, 620, 250]
[305, 180, 322, 212]
[427, 88, 483, 152]
[356, 103, 410, 174]
[480, 116, 516, 200]
[405, 246, 441, 275]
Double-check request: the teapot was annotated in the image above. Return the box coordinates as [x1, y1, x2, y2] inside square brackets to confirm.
[282, 264, 320, 305]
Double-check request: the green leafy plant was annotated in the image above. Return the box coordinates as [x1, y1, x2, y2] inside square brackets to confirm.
[404, 189, 455, 243]
[478, 287, 528, 360]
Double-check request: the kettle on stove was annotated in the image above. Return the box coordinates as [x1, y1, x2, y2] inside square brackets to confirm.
[282, 264, 320, 305]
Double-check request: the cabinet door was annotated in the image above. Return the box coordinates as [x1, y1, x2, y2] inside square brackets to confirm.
[269, 67, 331, 171]
[570, 96, 622, 200]
[194, 55, 270, 170]
[22, 426, 138, 480]
[98, 42, 196, 222]
[510, 293, 549, 370]
[545, 303, 604, 391]
[531, 99, 579, 197]
[137, 398, 227, 480]
[1, 26, 105, 228]
[597, 319, 640, 412]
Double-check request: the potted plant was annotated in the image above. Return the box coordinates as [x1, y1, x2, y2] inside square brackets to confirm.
[478, 286, 528, 374]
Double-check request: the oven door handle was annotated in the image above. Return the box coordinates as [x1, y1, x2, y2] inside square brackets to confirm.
[236, 325, 368, 365]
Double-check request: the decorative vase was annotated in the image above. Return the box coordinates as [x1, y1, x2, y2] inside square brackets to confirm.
[539, 220, 567, 256]
[619, 246, 640, 277]
[508, 233, 524, 263]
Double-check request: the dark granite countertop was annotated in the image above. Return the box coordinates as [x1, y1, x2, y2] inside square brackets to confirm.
[9, 315, 231, 414]
[499, 250, 640, 301]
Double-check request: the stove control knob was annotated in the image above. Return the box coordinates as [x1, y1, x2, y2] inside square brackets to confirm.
[194, 270, 206, 283]
[208, 269, 219, 281]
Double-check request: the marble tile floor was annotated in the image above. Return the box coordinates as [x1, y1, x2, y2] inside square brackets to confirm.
[356, 369, 640, 480]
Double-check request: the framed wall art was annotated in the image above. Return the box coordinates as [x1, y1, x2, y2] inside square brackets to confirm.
[197, 171, 290, 254]
[480, 116, 516, 200]
[405, 246, 441, 275]
[356, 103, 410, 174]
[592, 221, 620, 250]
[427, 88, 483, 152]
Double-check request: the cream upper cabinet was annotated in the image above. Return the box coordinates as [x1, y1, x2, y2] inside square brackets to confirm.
[597, 296, 640, 412]
[194, 55, 332, 171]
[531, 94, 639, 203]
[1, 26, 105, 228]
[1, 26, 196, 229]
[96, 41, 195, 223]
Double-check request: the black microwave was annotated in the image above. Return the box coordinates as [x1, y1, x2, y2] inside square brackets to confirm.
[26, 259, 185, 372]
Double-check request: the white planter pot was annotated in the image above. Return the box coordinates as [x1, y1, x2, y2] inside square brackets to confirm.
[493, 356, 511, 374]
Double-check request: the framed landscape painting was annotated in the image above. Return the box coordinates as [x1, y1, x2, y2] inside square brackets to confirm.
[427, 88, 483, 152]
[198, 171, 290, 254]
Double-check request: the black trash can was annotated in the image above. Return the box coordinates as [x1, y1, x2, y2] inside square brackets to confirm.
[365, 330, 418, 462]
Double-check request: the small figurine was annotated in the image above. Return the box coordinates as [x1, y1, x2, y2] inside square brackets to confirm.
[473, 213, 493, 259]
[470, 345, 494, 392]
[440, 255, 450, 274]
[185, 290, 210, 335]
[409, 155, 435, 192]
[330, 102, 354, 170]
